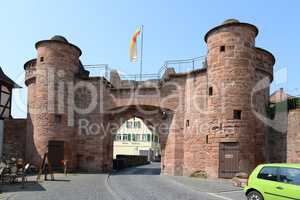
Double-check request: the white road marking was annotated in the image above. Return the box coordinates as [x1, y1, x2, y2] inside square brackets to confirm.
[218, 190, 243, 194]
[208, 193, 234, 200]
[104, 174, 124, 200]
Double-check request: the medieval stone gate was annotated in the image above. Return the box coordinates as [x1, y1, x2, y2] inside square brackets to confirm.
[24, 19, 275, 178]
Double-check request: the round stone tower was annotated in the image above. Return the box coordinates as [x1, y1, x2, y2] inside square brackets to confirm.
[204, 19, 274, 178]
[25, 36, 82, 169]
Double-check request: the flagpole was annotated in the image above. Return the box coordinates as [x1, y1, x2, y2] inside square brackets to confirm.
[140, 25, 144, 81]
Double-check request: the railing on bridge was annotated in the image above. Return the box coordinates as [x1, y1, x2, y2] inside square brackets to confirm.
[158, 56, 207, 76]
[119, 74, 160, 81]
[83, 56, 207, 83]
[83, 64, 110, 80]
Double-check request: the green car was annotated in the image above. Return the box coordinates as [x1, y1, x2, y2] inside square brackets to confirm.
[244, 164, 300, 200]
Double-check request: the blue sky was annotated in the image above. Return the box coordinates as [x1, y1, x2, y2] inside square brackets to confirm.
[0, 0, 299, 118]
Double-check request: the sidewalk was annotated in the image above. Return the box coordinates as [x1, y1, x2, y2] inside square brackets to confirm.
[166, 176, 242, 193]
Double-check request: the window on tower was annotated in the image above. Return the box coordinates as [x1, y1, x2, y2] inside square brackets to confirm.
[209, 87, 213, 96]
[54, 114, 62, 123]
[220, 46, 225, 52]
[233, 110, 242, 120]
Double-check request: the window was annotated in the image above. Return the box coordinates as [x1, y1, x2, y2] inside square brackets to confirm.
[54, 114, 62, 123]
[209, 87, 213, 96]
[220, 46, 225, 52]
[279, 167, 300, 186]
[233, 110, 242, 120]
[132, 134, 137, 141]
[136, 134, 141, 141]
[257, 167, 279, 182]
[186, 120, 190, 127]
[142, 134, 147, 141]
[134, 121, 141, 128]
[205, 135, 209, 144]
[155, 135, 159, 143]
[122, 134, 128, 141]
[126, 121, 132, 128]
[116, 134, 122, 141]
[147, 134, 151, 142]
[40, 57, 44, 62]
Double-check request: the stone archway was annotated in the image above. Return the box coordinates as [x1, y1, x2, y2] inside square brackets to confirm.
[103, 105, 175, 175]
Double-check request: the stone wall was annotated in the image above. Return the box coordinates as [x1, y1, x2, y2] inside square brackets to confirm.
[287, 109, 300, 163]
[3, 119, 27, 159]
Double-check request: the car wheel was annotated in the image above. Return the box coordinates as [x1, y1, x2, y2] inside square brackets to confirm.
[247, 191, 263, 200]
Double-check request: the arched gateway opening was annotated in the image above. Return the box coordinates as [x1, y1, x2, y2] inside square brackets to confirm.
[113, 117, 161, 162]
[104, 105, 174, 175]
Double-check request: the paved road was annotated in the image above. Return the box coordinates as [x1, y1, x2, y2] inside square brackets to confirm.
[0, 163, 246, 200]
[108, 162, 246, 200]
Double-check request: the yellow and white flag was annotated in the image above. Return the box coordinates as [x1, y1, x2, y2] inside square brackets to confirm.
[129, 27, 141, 63]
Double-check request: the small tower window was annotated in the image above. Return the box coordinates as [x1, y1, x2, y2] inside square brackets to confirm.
[54, 114, 62, 123]
[220, 46, 225, 52]
[233, 110, 242, 120]
[205, 135, 209, 144]
[186, 120, 190, 127]
[209, 87, 213, 96]
[40, 57, 44, 62]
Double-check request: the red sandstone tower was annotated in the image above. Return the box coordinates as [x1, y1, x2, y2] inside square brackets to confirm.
[25, 36, 83, 169]
[205, 19, 274, 178]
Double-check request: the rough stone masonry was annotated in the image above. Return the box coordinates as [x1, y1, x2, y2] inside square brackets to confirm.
[21, 19, 279, 178]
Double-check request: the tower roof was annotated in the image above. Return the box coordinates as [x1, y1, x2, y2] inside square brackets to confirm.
[51, 35, 69, 43]
[0, 67, 21, 88]
[222, 19, 240, 24]
[35, 35, 82, 56]
[204, 19, 258, 42]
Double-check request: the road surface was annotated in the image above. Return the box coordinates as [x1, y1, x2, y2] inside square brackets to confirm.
[107, 162, 246, 200]
[0, 162, 246, 200]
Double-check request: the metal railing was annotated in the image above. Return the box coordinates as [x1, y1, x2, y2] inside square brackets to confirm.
[83, 64, 110, 79]
[119, 74, 160, 81]
[158, 56, 207, 76]
[83, 55, 207, 82]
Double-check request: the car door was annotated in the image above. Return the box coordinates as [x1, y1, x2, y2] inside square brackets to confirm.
[256, 166, 282, 200]
[276, 167, 300, 200]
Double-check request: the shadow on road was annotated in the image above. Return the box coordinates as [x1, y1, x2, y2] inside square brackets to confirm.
[114, 163, 161, 176]
[1, 181, 46, 193]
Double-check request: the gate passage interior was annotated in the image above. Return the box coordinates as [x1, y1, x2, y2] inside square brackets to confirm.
[219, 142, 239, 178]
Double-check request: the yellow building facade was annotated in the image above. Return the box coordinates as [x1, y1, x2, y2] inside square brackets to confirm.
[113, 117, 161, 161]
